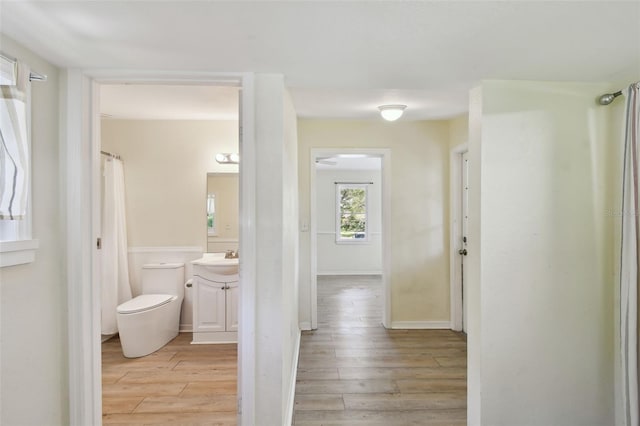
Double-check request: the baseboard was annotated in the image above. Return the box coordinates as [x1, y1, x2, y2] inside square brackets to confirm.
[299, 321, 312, 331]
[191, 331, 237, 344]
[179, 324, 193, 333]
[391, 321, 451, 329]
[101, 333, 116, 343]
[285, 328, 301, 426]
[317, 270, 383, 276]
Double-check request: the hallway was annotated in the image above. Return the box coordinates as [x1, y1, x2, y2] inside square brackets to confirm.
[293, 275, 467, 425]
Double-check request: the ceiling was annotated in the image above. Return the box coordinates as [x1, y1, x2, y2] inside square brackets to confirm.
[100, 84, 239, 120]
[2, 1, 639, 120]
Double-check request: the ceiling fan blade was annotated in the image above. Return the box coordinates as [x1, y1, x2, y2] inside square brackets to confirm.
[316, 158, 337, 166]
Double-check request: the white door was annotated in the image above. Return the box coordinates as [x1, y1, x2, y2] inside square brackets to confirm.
[226, 279, 239, 332]
[461, 151, 470, 332]
[194, 278, 227, 333]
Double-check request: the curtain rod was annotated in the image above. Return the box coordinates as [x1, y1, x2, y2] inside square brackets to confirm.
[598, 90, 623, 106]
[0, 52, 47, 82]
[598, 82, 640, 105]
[101, 150, 122, 160]
[334, 181, 373, 185]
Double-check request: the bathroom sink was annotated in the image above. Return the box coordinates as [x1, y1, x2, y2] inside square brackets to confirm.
[191, 253, 239, 270]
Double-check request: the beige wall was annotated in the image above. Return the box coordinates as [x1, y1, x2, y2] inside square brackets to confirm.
[448, 114, 469, 149]
[469, 80, 615, 425]
[101, 119, 239, 250]
[298, 119, 451, 324]
[0, 35, 68, 425]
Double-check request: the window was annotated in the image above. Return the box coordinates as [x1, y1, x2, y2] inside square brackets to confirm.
[336, 184, 368, 242]
[207, 194, 216, 235]
[0, 56, 38, 267]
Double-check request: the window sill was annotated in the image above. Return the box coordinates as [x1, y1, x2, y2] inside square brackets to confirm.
[0, 239, 39, 267]
[335, 239, 371, 245]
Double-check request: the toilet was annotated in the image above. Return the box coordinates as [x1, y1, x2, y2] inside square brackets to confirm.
[116, 263, 185, 358]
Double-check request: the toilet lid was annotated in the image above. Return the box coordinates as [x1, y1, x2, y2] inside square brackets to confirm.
[117, 294, 175, 314]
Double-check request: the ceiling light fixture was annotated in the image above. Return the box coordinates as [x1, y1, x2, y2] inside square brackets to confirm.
[215, 153, 239, 164]
[378, 104, 407, 121]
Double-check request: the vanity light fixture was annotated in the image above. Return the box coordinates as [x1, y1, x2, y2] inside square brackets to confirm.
[215, 153, 239, 164]
[378, 104, 407, 121]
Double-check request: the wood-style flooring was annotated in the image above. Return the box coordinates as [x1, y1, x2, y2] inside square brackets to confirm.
[293, 275, 467, 426]
[102, 333, 237, 425]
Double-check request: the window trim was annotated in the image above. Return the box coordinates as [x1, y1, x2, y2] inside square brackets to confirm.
[335, 183, 369, 244]
[0, 57, 37, 268]
[0, 239, 39, 267]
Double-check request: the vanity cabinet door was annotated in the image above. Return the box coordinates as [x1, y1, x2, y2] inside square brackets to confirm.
[194, 278, 226, 333]
[226, 280, 239, 332]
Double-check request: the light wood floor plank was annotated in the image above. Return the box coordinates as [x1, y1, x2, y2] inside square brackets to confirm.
[102, 382, 186, 397]
[102, 396, 144, 414]
[294, 394, 345, 411]
[133, 395, 236, 414]
[103, 412, 237, 425]
[339, 366, 467, 380]
[293, 409, 466, 426]
[343, 392, 466, 411]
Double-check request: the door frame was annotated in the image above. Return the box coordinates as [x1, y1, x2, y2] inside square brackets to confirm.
[449, 142, 468, 332]
[309, 148, 392, 329]
[63, 70, 257, 425]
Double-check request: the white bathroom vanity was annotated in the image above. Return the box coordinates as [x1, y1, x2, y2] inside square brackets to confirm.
[191, 253, 239, 344]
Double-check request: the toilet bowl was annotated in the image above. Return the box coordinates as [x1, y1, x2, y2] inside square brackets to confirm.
[116, 263, 185, 358]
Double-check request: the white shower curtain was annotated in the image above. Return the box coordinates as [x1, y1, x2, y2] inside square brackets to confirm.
[101, 158, 132, 335]
[620, 82, 639, 426]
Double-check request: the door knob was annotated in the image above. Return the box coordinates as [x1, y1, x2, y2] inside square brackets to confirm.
[458, 249, 468, 256]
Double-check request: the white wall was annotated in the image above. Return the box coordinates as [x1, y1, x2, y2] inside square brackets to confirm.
[101, 119, 239, 250]
[281, 87, 300, 424]
[298, 120, 451, 326]
[316, 169, 382, 275]
[249, 74, 300, 425]
[468, 80, 616, 425]
[0, 35, 68, 425]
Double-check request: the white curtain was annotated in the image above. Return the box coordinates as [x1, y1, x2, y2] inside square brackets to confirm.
[0, 62, 29, 220]
[101, 158, 132, 335]
[620, 82, 640, 426]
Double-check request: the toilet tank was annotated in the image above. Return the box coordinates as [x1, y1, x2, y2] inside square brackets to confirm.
[141, 263, 185, 298]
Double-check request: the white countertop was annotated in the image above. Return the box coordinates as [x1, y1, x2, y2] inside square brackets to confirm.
[191, 254, 239, 266]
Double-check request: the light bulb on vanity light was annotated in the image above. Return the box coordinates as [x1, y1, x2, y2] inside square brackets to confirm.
[378, 104, 407, 121]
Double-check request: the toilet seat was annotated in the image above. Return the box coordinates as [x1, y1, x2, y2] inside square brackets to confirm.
[117, 294, 175, 314]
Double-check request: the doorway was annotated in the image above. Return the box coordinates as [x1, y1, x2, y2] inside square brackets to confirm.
[450, 144, 469, 332]
[309, 149, 391, 330]
[96, 82, 241, 421]
[63, 71, 256, 425]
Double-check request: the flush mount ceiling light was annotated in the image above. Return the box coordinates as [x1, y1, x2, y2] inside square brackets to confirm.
[378, 104, 407, 121]
[215, 153, 239, 164]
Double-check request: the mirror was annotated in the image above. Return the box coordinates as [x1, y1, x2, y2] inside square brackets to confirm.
[206, 173, 239, 253]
